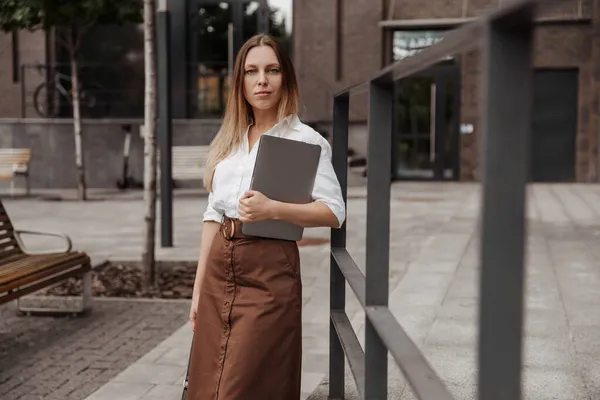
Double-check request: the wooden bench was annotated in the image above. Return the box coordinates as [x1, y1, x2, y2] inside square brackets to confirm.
[159, 145, 210, 183]
[0, 148, 32, 196]
[172, 145, 209, 181]
[0, 200, 92, 316]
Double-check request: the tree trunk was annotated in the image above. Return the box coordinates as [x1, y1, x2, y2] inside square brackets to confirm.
[69, 40, 86, 201]
[142, 0, 158, 293]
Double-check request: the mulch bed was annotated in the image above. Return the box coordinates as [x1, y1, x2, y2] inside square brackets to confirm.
[37, 261, 198, 299]
[37, 237, 330, 300]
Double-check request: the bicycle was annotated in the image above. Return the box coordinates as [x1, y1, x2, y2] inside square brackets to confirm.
[32, 64, 107, 118]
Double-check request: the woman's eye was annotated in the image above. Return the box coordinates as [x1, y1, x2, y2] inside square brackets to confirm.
[269, 68, 280, 74]
[245, 69, 257, 74]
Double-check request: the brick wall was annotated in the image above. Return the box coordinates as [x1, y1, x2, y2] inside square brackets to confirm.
[293, 0, 384, 123]
[0, 34, 20, 118]
[293, 0, 337, 123]
[0, 31, 47, 119]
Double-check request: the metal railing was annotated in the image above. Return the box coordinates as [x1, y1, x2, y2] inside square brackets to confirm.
[329, 0, 539, 399]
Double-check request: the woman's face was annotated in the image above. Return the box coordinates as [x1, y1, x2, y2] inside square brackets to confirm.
[243, 45, 283, 112]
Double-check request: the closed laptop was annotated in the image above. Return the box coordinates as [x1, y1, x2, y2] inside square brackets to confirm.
[241, 135, 321, 241]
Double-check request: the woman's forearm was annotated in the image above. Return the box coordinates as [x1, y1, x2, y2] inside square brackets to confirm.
[193, 221, 221, 295]
[270, 200, 340, 228]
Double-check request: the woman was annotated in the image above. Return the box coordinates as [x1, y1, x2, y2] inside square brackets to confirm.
[187, 33, 345, 400]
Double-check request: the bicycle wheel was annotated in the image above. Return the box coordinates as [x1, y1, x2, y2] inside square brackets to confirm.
[33, 82, 60, 118]
[81, 83, 111, 118]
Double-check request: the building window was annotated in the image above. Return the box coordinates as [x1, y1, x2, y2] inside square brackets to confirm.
[392, 30, 446, 61]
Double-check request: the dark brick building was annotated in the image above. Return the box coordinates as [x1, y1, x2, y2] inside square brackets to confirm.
[293, 0, 600, 182]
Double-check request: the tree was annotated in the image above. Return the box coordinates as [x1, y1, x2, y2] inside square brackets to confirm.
[196, 3, 291, 64]
[141, 0, 157, 293]
[0, 0, 142, 200]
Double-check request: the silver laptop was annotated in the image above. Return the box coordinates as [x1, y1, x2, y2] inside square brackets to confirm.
[241, 134, 321, 241]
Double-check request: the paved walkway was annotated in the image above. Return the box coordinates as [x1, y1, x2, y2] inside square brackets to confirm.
[3, 183, 600, 399]
[0, 298, 189, 400]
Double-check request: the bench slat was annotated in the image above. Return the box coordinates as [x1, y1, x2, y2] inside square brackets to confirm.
[159, 145, 209, 181]
[0, 149, 31, 165]
[0, 252, 90, 293]
[0, 252, 88, 286]
[0, 150, 30, 152]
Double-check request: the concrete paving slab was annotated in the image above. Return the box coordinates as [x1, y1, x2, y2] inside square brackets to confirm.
[84, 382, 153, 400]
[114, 363, 186, 385]
[139, 384, 185, 400]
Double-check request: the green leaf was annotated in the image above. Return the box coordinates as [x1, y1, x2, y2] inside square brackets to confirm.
[0, 0, 142, 33]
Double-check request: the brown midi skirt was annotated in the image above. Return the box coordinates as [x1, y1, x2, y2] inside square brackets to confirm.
[186, 216, 302, 400]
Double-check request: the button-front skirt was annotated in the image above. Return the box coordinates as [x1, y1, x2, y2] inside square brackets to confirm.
[186, 217, 302, 400]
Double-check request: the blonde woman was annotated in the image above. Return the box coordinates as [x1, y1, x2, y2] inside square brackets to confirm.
[186, 34, 345, 400]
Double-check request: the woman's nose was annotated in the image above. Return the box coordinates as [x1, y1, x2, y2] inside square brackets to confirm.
[257, 71, 267, 85]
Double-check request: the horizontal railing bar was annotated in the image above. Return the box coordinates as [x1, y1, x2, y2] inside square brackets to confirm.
[334, 0, 537, 98]
[331, 247, 366, 307]
[379, 13, 573, 29]
[333, 80, 369, 100]
[379, 17, 474, 29]
[334, 22, 481, 98]
[365, 307, 456, 400]
[331, 310, 366, 397]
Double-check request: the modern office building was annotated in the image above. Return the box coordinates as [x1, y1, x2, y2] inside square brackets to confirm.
[293, 0, 600, 182]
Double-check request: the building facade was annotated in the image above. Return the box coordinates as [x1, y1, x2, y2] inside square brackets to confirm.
[293, 0, 600, 182]
[2, 0, 598, 184]
[0, 0, 289, 120]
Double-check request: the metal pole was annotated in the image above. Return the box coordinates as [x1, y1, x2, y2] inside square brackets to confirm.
[20, 65, 26, 118]
[228, 23, 234, 77]
[232, 1, 244, 62]
[365, 76, 393, 399]
[477, 4, 534, 400]
[329, 94, 349, 399]
[157, 1, 173, 247]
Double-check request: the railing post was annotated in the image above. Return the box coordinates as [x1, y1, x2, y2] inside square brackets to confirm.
[477, 4, 535, 400]
[365, 76, 393, 399]
[330, 94, 349, 399]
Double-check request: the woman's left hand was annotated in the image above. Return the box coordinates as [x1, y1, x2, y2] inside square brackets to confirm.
[238, 190, 275, 223]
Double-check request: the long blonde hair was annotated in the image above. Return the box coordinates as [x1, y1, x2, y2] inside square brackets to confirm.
[203, 34, 300, 191]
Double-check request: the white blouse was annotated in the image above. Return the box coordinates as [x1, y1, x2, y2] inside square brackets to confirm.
[203, 114, 346, 228]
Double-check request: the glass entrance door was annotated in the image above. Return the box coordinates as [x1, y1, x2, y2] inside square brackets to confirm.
[392, 64, 460, 181]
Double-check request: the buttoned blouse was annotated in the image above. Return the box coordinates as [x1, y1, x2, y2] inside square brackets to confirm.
[203, 114, 346, 228]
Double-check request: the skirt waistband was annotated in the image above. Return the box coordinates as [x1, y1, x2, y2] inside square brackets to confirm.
[221, 216, 248, 240]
